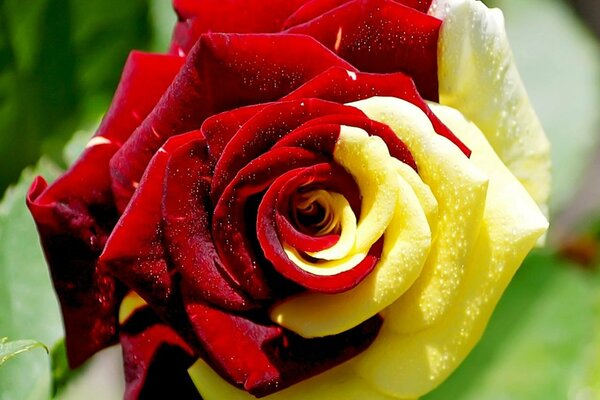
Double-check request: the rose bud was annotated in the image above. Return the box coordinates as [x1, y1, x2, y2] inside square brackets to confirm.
[27, 0, 550, 398]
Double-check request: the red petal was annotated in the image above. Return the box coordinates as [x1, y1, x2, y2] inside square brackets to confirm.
[211, 98, 361, 200]
[185, 301, 383, 397]
[171, 0, 310, 55]
[283, 0, 352, 29]
[399, 0, 432, 12]
[286, 0, 442, 100]
[162, 138, 257, 311]
[26, 51, 182, 367]
[202, 103, 268, 165]
[101, 132, 204, 327]
[284, 0, 433, 29]
[120, 306, 199, 400]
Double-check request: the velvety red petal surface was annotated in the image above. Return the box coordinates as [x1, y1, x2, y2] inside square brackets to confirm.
[285, 0, 441, 100]
[171, 0, 311, 55]
[162, 137, 257, 311]
[100, 132, 202, 325]
[202, 104, 268, 166]
[185, 301, 383, 397]
[26, 51, 182, 367]
[120, 305, 199, 400]
[210, 98, 362, 200]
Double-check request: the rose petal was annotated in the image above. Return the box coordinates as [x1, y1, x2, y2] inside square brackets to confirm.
[26, 51, 182, 367]
[351, 97, 488, 333]
[119, 294, 198, 400]
[101, 131, 203, 326]
[283, 0, 352, 29]
[433, 0, 551, 216]
[286, 0, 441, 100]
[162, 138, 257, 311]
[171, 0, 311, 54]
[348, 100, 548, 398]
[185, 301, 383, 397]
[202, 104, 268, 165]
[283, 0, 433, 29]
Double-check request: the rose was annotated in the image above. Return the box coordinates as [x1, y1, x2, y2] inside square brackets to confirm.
[26, 0, 550, 399]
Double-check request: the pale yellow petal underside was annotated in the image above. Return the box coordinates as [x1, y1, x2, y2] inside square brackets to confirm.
[431, 0, 551, 217]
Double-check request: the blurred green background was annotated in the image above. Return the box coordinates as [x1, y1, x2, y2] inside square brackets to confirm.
[0, 0, 174, 192]
[1, 0, 600, 399]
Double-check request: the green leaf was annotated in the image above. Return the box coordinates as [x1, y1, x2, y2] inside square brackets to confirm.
[488, 0, 600, 215]
[0, 159, 64, 400]
[424, 250, 600, 399]
[0, 338, 48, 366]
[50, 340, 79, 398]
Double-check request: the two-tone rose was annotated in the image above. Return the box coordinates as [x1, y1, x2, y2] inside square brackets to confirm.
[27, 0, 550, 398]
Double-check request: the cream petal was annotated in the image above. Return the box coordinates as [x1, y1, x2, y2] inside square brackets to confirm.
[432, 0, 551, 217]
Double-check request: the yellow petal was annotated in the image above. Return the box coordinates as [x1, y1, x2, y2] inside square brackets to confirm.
[351, 97, 488, 333]
[432, 0, 551, 217]
[333, 125, 399, 253]
[349, 101, 548, 398]
[392, 159, 439, 240]
[118, 291, 146, 324]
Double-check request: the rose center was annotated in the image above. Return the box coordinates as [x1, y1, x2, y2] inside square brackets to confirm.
[291, 190, 341, 238]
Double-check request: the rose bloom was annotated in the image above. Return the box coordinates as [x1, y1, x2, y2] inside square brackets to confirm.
[27, 0, 550, 399]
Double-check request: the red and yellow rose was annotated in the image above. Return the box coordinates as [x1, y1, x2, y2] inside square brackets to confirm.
[27, 0, 550, 398]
